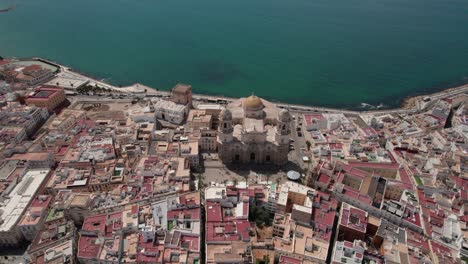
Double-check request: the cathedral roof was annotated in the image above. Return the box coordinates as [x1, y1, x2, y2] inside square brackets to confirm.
[243, 118, 265, 133]
[278, 109, 292, 122]
[220, 108, 232, 120]
[243, 95, 264, 110]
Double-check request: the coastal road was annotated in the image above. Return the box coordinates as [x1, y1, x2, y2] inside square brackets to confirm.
[39, 58, 468, 117]
[288, 116, 314, 174]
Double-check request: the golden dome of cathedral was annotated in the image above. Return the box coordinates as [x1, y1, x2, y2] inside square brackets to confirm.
[243, 95, 264, 109]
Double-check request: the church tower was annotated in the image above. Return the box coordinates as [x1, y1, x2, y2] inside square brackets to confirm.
[218, 108, 233, 143]
[276, 109, 291, 144]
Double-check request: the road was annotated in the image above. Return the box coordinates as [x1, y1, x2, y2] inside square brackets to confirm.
[287, 115, 314, 176]
[37, 57, 468, 117]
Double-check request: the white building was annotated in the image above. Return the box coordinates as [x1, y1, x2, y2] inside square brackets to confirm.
[332, 240, 365, 264]
[324, 113, 350, 130]
[304, 113, 350, 131]
[441, 214, 462, 247]
[205, 186, 226, 201]
[196, 104, 224, 112]
[43, 239, 74, 264]
[153, 99, 188, 125]
[266, 183, 278, 214]
[0, 169, 50, 247]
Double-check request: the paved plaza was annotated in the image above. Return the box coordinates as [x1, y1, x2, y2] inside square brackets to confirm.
[200, 157, 306, 187]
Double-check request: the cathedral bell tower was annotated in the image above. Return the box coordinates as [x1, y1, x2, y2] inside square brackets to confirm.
[218, 108, 233, 143]
[276, 109, 291, 144]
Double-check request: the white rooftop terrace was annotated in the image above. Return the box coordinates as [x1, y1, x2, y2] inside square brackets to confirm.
[196, 104, 224, 110]
[153, 99, 187, 111]
[205, 186, 226, 201]
[0, 169, 50, 232]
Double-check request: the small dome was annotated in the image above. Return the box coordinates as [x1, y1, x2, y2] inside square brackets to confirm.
[243, 95, 264, 110]
[220, 108, 232, 120]
[278, 109, 291, 122]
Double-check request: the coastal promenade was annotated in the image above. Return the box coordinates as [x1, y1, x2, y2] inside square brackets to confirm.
[36, 57, 468, 116]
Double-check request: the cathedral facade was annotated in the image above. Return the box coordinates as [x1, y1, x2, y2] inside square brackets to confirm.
[217, 95, 291, 165]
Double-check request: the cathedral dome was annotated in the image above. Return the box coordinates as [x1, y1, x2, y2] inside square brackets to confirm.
[220, 108, 232, 120]
[278, 109, 291, 122]
[243, 95, 264, 110]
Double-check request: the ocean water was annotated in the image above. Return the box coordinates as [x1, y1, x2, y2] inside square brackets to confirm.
[1, 0, 468, 109]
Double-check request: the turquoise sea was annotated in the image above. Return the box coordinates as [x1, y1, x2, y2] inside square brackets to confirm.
[1, 0, 468, 109]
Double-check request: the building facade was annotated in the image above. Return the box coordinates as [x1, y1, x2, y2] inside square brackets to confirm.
[217, 95, 291, 165]
[187, 109, 212, 130]
[26, 86, 66, 112]
[0, 103, 49, 137]
[171, 83, 192, 107]
[0, 169, 51, 248]
[199, 129, 217, 152]
[153, 99, 188, 125]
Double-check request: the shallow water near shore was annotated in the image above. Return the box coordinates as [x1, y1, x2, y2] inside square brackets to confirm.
[1, 0, 468, 109]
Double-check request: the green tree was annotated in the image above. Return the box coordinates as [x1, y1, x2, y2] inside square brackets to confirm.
[306, 140, 312, 151]
[250, 204, 272, 227]
[192, 165, 204, 190]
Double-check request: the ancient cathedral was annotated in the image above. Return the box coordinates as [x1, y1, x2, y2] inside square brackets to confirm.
[217, 95, 291, 165]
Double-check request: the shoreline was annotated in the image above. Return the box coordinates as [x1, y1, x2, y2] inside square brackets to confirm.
[5, 56, 468, 114]
[400, 83, 468, 109]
